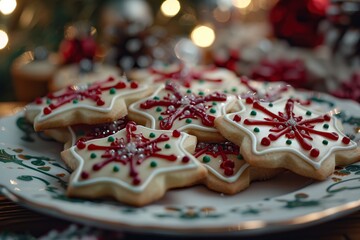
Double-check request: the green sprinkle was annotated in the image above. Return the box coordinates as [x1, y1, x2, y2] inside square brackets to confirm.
[149, 133, 156, 138]
[186, 89, 192, 94]
[202, 156, 211, 163]
[109, 88, 116, 94]
[322, 140, 328, 145]
[212, 102, 217, 106]
[323, 124, 329, 129]
[73, 99, 78, 104]
[150, 161, 157, 168]
[268, 103, 273, 107]
[223, 90, 228, 93]
[250, 110, 257, 116]
[113, 165, 120, 172]
[158, 116, 163, 120]
[231, 87, 237, 92]
[46, 99, 51, 104]
[165, 144, 171, 149]
[210, 108, 216, 114]
[90, 153, 97, 159]
[156, 107, 162, 112]
[254, 127, 260, 133]
[108, 136, 115, 142]
[306, 111, 312, 116]
[237, 154, 243, 160]
[199, 79, 205, 84]
[198, 91, 204, 96]
[286, 139, 292, 145]
[153, 96, 160, 100]
[186, 118, 192, 123]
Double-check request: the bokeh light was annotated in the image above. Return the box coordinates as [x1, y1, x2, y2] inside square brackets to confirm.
[161, 0, 181, 17]
[191, 25, 215, 48]
[0, 0, 17, 15]
[232, 0, 251, 9]
[0, 30, 9, 49]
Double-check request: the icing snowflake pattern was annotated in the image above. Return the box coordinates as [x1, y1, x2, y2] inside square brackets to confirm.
[76, 122, 188, 186]
[226, 98, 357, 168]
[139, 82, 228, 130]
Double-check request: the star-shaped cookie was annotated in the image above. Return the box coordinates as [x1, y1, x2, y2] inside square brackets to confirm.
[25, 76, 151, 131]
[215, 98, 360, 180]
[61, 122, 207, 206]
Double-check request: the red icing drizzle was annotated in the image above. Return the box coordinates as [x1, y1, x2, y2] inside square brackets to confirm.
[150, 64, 222, 87]
[84, 122, 179, 185]
[194, 142, 240, 176]
[41, 77, 130, 115]
[243, 99, 340, 157]
[139, 82, 227, 130]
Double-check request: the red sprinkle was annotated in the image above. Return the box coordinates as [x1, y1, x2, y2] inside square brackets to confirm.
[182, 156, 190, 163]
[116, 82, 126, 89]
[76, 141, 86, 149]
[133, 177, 141, 185]
[108, 76, 115, 81]
[323, 115, 331, 121]
[81, 171, 89, 179]
[92, 163, 101, 171]
[245, 97, 253, 104]
[172, 130, 181, 138]
[233, 114, 241, 122]
[310, 148, 320, 158]
[35, 97, 43, 104]
[96, 99, 105, 106]
[130, 81, 139, 89]
[43, 107, 52, 115]
[224, 167, 234, 176]
[261, 137, 271, 146]
[342, 137, 351, 145]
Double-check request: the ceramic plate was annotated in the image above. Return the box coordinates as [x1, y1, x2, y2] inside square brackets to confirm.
[0, 92, 360, 236]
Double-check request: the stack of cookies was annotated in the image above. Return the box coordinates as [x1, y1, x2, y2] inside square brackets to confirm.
[24, 63, 360, 206]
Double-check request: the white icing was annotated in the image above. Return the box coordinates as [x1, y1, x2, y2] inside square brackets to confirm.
[68, 126, 201, 193]
[129, 84, 236, 134]
[130, 63, 239, 92]
[25, 77, 148, 124]
[223, 98, 357, 169]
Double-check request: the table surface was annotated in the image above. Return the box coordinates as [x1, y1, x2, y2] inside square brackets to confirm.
[0, 102, 359, 240]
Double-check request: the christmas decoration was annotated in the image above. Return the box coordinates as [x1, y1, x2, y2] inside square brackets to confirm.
[331, 72, 360, 103]
[269, 0, 328, 48]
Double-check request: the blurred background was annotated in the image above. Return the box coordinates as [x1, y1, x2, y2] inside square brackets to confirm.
[0, 0, 359, 102]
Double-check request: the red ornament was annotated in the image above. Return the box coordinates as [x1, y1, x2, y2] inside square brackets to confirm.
[269, 0, 328, 48]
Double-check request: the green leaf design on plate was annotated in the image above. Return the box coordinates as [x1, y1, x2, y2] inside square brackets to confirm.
[327, 177, 360, 193]
[31, 160, 45, 166]
[17, 175, 33, 181]
[277, 193, 320, 209]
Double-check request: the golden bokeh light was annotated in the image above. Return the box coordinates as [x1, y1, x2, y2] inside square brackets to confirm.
[161, 0, 181, 17]
[0, 0, 17, 15]
[232, 0, 251, 9]
[191, 25, 215, 48]
[0, 30, 9, 49]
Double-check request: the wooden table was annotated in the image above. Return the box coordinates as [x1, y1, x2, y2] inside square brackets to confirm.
[0, 102, 359, 239]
